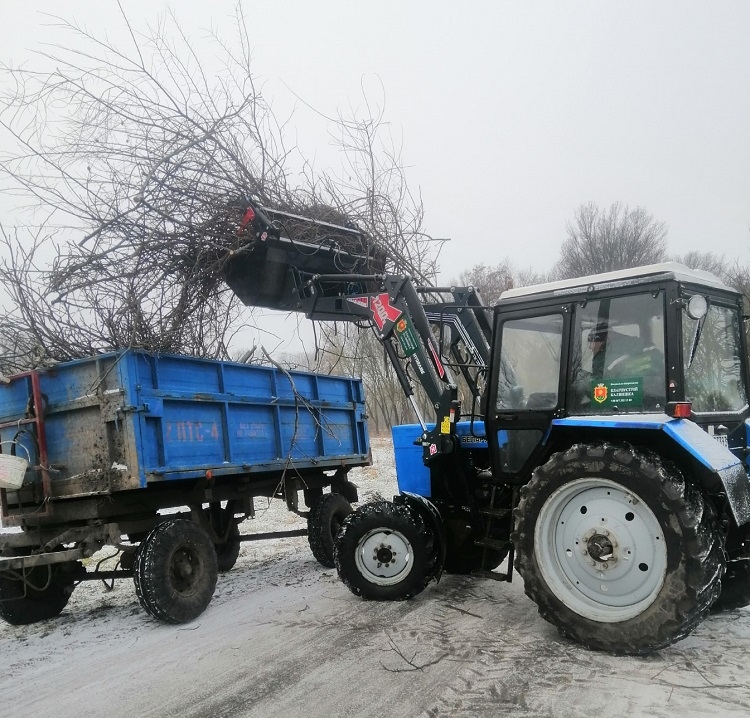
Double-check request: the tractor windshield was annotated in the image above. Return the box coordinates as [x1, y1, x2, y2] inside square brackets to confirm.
[496, 314, 564, 410]
[682, 301, 747, 413]
[567, 292, 666, 413]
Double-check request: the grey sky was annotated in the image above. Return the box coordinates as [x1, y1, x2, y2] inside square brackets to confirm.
[1, 1, 749, 352]
[228, 1, 750, 276]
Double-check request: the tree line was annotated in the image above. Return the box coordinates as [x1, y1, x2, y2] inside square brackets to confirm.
[459, 201, 749, 305]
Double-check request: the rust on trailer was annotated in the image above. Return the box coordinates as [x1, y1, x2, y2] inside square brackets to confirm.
[0, 370, 55, 521]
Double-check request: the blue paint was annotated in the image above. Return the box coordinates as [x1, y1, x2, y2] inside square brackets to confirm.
[551, 414, 741, 472]
[0, 350, 370, 488]
[392, 421, 489, 496]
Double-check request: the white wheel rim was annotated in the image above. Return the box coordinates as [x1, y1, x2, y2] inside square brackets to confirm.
[354, 528, 414, 586]
[534, 478, 667, 622]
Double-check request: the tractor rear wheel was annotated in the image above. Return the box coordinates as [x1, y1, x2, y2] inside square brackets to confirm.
[134, 519, 218, 624]
[308, 492, 353, 568]
[512, 443, 723, 655]
[334, 500, 436, 601]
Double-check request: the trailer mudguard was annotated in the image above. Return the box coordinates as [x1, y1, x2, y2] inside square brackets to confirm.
[548, 414, 750, 526]
[394, 492, 447, 578]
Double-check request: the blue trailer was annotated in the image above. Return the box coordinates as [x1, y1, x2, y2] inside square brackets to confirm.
[0, 350, 370, 625]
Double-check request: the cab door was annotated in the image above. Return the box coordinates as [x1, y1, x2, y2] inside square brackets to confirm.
[485, 307, 571, 482]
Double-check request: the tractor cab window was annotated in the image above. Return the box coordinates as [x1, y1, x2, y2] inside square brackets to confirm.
[682, 300, 747, 413]
[567, 293, 666, 413]
[496, 314, 563, 410]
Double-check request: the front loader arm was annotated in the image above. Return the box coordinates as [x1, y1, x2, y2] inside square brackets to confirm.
[299, 273, 462, 463]
[222, 199, 478, 462]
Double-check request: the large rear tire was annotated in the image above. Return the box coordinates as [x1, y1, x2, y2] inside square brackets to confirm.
[308, 492, 353, 568]
[335, 500, 436, 601]
[0, 560, 83, 626]
[512, 443, 723, 655]
[134, 519, 218, 624]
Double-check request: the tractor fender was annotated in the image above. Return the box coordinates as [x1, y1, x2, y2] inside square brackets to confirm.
[393, 492, 447, 578]
[548, 414, 750, 526]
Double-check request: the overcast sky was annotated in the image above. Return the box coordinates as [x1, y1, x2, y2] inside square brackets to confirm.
[1, 1, 749, 353]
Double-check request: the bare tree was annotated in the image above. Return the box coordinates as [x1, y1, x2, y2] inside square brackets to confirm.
[456, 260, 547, 305]
[554, 202, 668, 279]
[672, 250, 730, 279]
[311, 328, 428, 434]
[0, 7, 438, 369]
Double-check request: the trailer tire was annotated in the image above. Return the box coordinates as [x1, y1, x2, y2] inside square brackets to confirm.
[334, 500, 436, 601]
[204, 509, 241, 573]
[214, 524, 241, 573]
[0, 560, 82, 626]
[134, 519, 218, 624]
[512, 443, 723, 655]
[711, 560, 750, 612]
[308, 493, 353, 568]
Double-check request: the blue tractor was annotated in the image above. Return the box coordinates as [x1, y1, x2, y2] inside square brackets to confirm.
[224, 203, 750, 654]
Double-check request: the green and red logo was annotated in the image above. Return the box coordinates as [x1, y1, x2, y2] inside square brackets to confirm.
[593, 383, 608, 404]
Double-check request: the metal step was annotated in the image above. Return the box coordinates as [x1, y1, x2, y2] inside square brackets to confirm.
[478, 506, 511, 519]
[472, 568, 512, 583]
[473, 537, 509, 552]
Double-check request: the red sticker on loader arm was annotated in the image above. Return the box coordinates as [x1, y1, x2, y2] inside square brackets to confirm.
[370, 293, 402, 331]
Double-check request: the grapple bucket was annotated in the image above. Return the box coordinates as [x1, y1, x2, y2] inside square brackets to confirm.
[223, 204, 386, 311]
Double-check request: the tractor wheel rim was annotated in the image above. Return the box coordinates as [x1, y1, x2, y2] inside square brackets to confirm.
[534, 477, 667, 622]
[354, 528, 414, 586]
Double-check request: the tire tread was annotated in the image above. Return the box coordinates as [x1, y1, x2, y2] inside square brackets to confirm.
[512, 441, 723, 655]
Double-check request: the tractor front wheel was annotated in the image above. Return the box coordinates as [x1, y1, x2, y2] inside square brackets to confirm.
[334, 500, 436, 601]
[512, 443, 723, 655]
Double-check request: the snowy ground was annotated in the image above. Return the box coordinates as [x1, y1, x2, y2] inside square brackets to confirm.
[3, 438, 750, 718]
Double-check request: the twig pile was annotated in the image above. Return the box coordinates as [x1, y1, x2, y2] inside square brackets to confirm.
[0, 7, 438, 371]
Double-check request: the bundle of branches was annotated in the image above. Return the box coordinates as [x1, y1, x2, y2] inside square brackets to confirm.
[0, 7, 439, 369]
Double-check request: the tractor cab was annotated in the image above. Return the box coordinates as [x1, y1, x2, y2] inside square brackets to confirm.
[485, 262, 750, 485]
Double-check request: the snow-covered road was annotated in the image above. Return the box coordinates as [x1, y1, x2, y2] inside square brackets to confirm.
[3, 439, 750, 718]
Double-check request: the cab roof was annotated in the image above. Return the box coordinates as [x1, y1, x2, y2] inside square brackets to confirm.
[498, 262, 734, 302]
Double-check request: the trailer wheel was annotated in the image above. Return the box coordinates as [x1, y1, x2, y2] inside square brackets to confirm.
[0, 560, 82, 626]
[204, 508, 241, 573]
[512, 443, 723, 655]
[308, 493, 353, 568]
[334, 500, 436, 601]
[134, 519, 218, 624]
[711, 560, 750, 612]
[214, 523, 241, 573]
